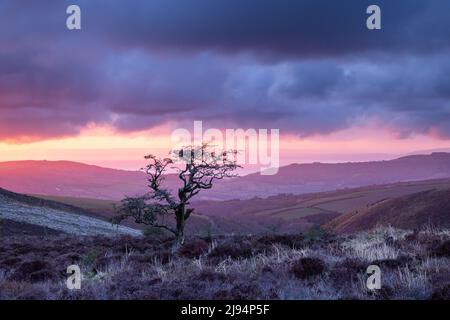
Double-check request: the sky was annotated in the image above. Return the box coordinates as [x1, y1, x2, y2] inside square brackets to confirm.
[1, 0, 450, 171]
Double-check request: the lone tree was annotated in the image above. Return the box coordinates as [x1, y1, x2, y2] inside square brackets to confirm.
[113, 143, 240, 248]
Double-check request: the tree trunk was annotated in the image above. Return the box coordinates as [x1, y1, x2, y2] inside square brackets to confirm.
[172, 206, 185, 251]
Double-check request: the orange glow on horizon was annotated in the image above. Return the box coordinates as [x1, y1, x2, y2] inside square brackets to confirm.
[1, 123, 450, 171]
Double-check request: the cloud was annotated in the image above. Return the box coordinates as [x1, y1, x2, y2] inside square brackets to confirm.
[0, 1, 449, 142]
[3, 1, 450, 57]
[78, 0, 448, 57]
[83, 0, 450, 57]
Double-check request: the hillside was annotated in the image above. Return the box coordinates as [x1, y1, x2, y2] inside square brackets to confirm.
[228, 152, 450, 198]
[327, 188, 450, 233]
[0, 188, 140, 236]
[35, 178, 450, 235]
[193, 179, 450, 232]
[1, 152, 450, 201]
[0, 160, 149, 200]
[33, 193, 269, 236]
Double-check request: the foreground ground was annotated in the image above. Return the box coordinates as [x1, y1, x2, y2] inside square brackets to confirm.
[1, 226, 449, 300]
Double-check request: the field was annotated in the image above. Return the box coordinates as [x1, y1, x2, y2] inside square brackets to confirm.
[328, 188, 450, 233]
[194, 179, 450, 233]
[30, 178, 450, 235]
[1, 226, 449, 299]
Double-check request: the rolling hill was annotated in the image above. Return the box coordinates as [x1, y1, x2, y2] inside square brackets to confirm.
[31, 178, 450, 235]
[2, 178, 449, 237]
[327, 187, 450, 233]
[193, 178, 450, 233]
[0, 160, 149, 200]
[1, 152, 450, 201]
[229, 152, 450, 198]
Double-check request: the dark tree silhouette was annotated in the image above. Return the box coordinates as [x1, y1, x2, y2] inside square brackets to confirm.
[113, 143, 240, 249]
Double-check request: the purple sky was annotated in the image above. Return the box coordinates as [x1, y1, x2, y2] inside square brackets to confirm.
[0, 0, 450, 146]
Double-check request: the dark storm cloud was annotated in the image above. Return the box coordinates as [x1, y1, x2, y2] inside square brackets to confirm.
[85, 0, 450, 57]
[66, 0, 441, 57]
[0, 0, 450, 141]
[274, 62, 344, 99]
[0, 48, 107, 141]
[3, 0, 449, 56]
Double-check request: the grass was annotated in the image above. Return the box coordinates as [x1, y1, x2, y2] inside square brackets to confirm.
[341, 226, 408, 260]
[1, 225, 449, 300]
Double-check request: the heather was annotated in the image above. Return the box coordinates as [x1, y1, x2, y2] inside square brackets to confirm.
[1, 226, 449, 300]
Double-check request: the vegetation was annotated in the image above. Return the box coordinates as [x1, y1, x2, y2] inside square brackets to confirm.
[1, 226, 449, 300]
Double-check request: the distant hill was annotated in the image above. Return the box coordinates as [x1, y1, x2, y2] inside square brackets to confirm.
[1, 152, 450, 200]
[227, 152, 450, 198]
[327, 187, 450, 233]
[0, 160, 150, 200]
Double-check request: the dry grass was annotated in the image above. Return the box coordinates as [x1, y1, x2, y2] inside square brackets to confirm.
[1, 226, 449, 300]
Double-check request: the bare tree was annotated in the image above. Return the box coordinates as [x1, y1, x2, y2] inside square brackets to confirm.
[113, 143, 240, 249]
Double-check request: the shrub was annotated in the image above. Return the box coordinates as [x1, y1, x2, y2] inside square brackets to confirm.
[13, 244, 35, 255]
[208, 241, 253, 261]
[93, 254, 122, 273]
[431, 285, 450, 300]
[83, 250, 99, 266]
[229, 283, 262, 299]
[304, 227, 328, 242]
[10, 260, 57, 283]
[178, 239, 209, 258]
[255, 234, 304, 249]
[29, 270, 58, 282]
[152, 250, 172, 264]
[290, 257, 326, 280]
[329, 258, 365, 286]
[432, 240, 450, 257]
[193, 269, 229, 282]
[213, 283, 261, 300]
[55, 252, 82, 267]
[0, 257, 22, 268]
[12, 260, 50, 276]
[369, 285, 394, 300]
[371, 256, 412, 269]
[16, 285, 51, 300]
